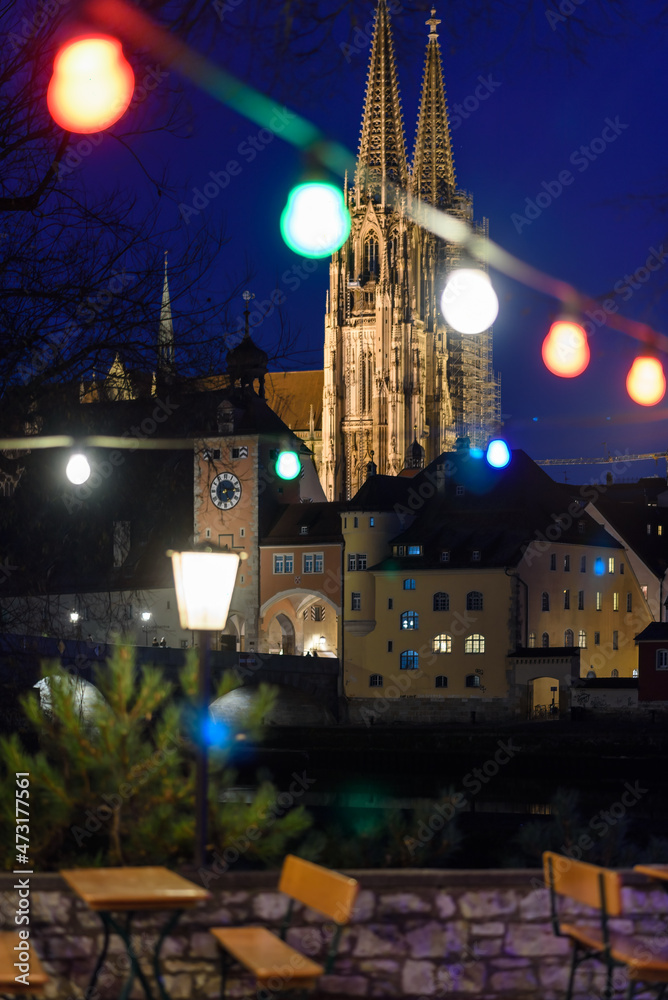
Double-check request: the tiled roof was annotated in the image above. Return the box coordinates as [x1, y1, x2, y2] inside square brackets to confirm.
[262, 502, 344, 544]
[263, 371, 324, 432]
[635, 623, 668, 642]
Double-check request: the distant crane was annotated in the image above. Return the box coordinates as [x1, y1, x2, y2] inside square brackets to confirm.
[535, 452, 668, 467]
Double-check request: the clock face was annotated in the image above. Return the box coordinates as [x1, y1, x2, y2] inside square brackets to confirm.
[210, 473, 242, 510]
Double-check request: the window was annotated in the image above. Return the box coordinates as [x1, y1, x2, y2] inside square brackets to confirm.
[657, 650, 668, 670]
[357, 554, 367, 570]
[370, 517, 375, 527]
[578, 630, 587, 648]
[594, 632, 600, 645]
[388, 597, 393, 610]
[612, 630, 619, 650]
[620, 562, 625, 575]
[578, 590, 584, 610]
[633, 669, 639, 678]
[273, 553, 294, 574]
[364, 233, 379, 275]
[400, 650, 419, 670]
[440, 550, 450, 563]
[580, 555, 587, 573]
[311, 606, 325, 622]
[541, 592, 550, 612]
[369, 674, 383, 687]
[348, 553, 367, 571]
[472, 550, 481, 561]
[354, 516, 359, 528]
[239, 528, 245, 538]
[564, 555, 570, 571]
[456, 485, 465, 497]
[435, 676, 448, 688]
[563, 589, 570, 610]
[550, 554, 556, 571]
[433, 592, 450, 612]
[608, 557, 615, 574]
[465, 674, 481, 688]
[596, 592, 602, 611]
[407, 545, 422, 556]
[528, 632, 536, 648]
[610, 668, 618, 678]
[564, 629, 574, 647]
[403, 578, 416, 590]
[578, 522, 585, 535]
[304, 554, 313, 573]
[387, 641, 393, 652]
[613, 592, 619, 612]
[180, 639, 189, 649]
[400, 611, 419, 630]
[300, 526, 308, 535]
[432, 634, 452, 654]
[542, 632, 549, 648]
[348, 554, 356, 571]
[626, 593, 632, 612]
[465, 634, 485, 654]
[642, 585, 648, 599]
[351, 592, 361, 611]
[466, 591, 483, 611]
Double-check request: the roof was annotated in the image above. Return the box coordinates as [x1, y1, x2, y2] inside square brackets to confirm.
[635, 623, 668, 643]
[263, 371, 324, 432]
[588, 495, 668, 579]
[347, 475, 418, 510]
[261, 502, 344, 545]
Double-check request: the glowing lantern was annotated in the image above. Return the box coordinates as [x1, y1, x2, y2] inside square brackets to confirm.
[440, 269, 499, 335]
[280, 181, 351, 258]
[66, 452, 91, 484]
[626, 356, 666, 406]
[275, 450, 302, 480]
[542, 320, 590, 378]
[486, 439, 511, 469]
[47, 36, 135, 134]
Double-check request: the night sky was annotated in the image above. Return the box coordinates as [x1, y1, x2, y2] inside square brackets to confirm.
[88, 1, 668, 481]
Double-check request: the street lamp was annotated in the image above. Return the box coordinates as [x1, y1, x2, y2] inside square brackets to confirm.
[141, 610, 152, 645]
[169, 548, 240, 867]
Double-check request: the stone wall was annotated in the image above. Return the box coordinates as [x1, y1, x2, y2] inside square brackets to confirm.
[0, 869, 664, 999]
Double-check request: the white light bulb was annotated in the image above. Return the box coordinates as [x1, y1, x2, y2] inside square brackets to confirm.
[66, 452, 91, 485]
[440, 268, 499, 335]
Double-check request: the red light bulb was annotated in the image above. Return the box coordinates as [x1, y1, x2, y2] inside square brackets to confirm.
[541, 320, 590, 378]
[626, 356, 666, 406]
[47, 35, 134, 134]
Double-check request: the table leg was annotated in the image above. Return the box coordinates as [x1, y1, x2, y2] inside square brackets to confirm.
[153, 909, 183, 1000]
[85, 914, 110, 1000]
[100, 911, 156, 1000]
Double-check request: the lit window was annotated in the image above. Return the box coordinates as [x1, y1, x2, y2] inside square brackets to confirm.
[466, 591, 483, 611]
[564, 555, 570, 572]
[580, 555, 586, 572]
[642, 585, 648, 599]
[528, 632, 536, 648]
[657, 649, 668, 670]
[578, 590, 584, 610]
[369, 674, 383, 687]
[370, 517, 375, 527]
[612, 630, 618, 650]
[435, 675, 448, 688]
[613, 592, 619, 612]
[407, 545, 421, 555]
[351, 592, 361, 611]
[541, 592, 550, 612]
[400, 611, 419, 630]
[542, 632, 549, 648]
[595, 558, 605, 575]
[563, 589, 570, 610]
[465, 674, 481, 687]
[564, 629, 574, 647]
[578, 630, 587, 648]
[550, 554, 556, 571]
[633, 669, 638, 678]
[626, 593, 632, 612]
[659, 526, 663, 537]
[432, 634, 452, 653]
[596, 592, 602, 611]
[400, 650, 419, 670]
[465, 634, 485, 654]
[608, 557, 615, 574]
[403, 578, 416, 590]
[433, 592, 450, 611]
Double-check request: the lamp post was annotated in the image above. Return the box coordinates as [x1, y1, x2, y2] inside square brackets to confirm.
[141, 609, 152, 645]
[169, 548, 240, 867]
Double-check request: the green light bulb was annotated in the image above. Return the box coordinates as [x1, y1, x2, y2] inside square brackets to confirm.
[280, 182, 351, 259]
[276, 451, 301, 480]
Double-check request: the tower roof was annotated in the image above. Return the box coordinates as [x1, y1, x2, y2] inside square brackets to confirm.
[158, 251, 175, 372]
[411, 7, 456, 207]
[355, 0, 408, 204]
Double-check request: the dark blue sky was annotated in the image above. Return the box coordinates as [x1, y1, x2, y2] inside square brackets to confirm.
[105, 1, 668, 480]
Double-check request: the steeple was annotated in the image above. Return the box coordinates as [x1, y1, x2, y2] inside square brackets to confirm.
[411, 8, 456, 207]
[157, 251, 175, 373]
[355, 0, 408, 205]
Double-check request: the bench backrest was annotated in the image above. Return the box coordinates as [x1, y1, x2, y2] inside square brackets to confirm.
[543, 851, 622, 916]
[279, 854, 359, 924]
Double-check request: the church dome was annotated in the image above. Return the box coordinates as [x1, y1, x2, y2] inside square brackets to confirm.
[226, 333, 268, 395]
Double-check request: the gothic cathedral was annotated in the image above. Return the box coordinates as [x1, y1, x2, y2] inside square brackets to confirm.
[322, 1, 501, 500]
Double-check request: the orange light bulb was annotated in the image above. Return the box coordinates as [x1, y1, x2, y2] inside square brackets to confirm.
[47, 36, 134, 134]
[541, 320, 590, 378]
[626, 356, 666, 406]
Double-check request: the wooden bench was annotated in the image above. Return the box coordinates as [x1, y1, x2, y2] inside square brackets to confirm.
[543, 851, 668, 1000]
[0, 932, 48, 997]
[210, 855, 359, 998]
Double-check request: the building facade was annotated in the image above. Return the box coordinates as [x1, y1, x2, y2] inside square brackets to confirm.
[321, 1, 500, 500]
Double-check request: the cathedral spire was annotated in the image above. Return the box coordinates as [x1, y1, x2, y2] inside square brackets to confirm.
[411, 7, 456, 207]
[355, 0, 408, 206]
[158, 251, 175, 373]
